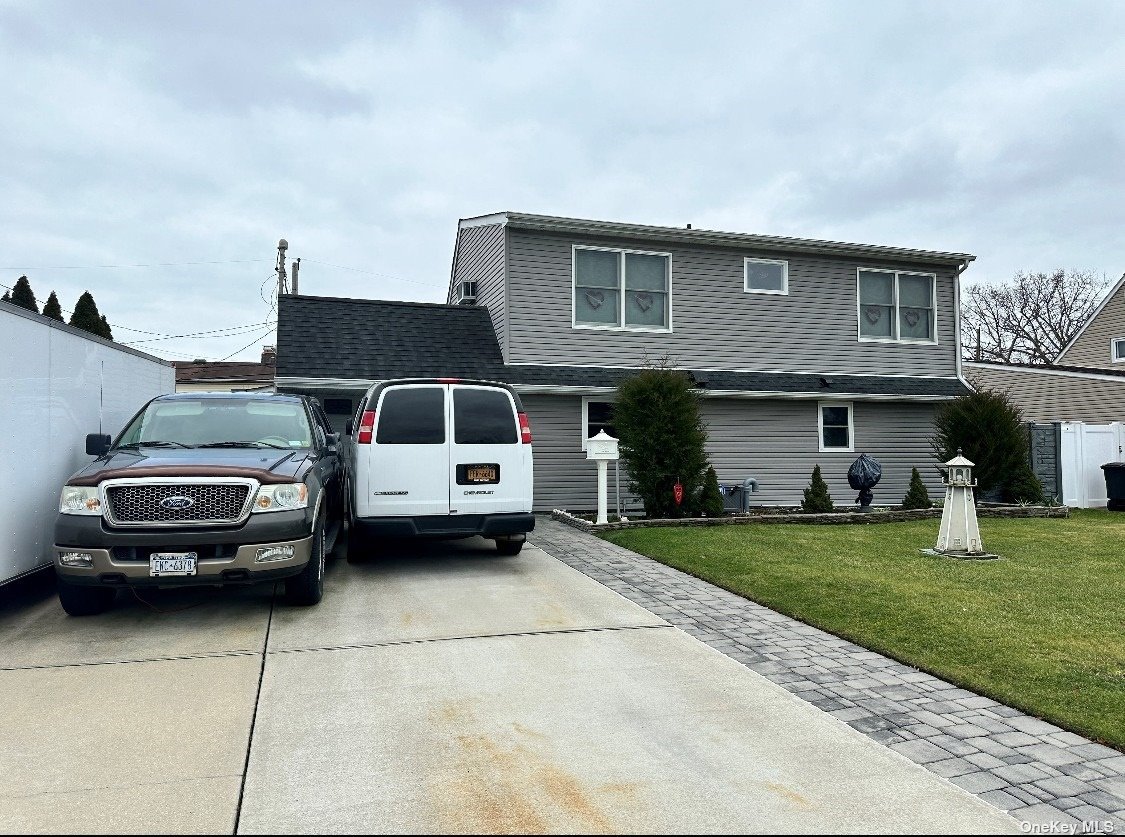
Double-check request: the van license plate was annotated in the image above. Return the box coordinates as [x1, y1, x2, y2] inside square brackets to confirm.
[459, 464, 500, 485]
[150, 552, 198, 577]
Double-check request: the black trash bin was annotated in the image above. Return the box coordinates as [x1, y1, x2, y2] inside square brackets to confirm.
[1101, 462, 1125, 511]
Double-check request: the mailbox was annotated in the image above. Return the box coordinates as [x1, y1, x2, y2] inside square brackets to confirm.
[586, 430, 620, 461]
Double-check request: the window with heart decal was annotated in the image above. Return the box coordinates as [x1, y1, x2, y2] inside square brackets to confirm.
[864, 306, 883, 324]
[904, 309, 921, 327]
[584, 290, 605, 309]
[633, 292, 654, 312]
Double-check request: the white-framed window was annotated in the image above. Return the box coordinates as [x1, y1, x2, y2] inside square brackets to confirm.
[744, 257, 788, 295]
[573, 245, 671, 331]
[857, 269, 937, 343]
[818, 401, 854, 452]
[1112, 338, 1125, 363]
[580, 396, 616, 450]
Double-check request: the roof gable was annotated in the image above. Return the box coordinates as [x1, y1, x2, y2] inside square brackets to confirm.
[1055, 272, 1125, 367]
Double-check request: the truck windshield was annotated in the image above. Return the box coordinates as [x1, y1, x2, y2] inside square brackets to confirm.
[115, 399, 313, 450]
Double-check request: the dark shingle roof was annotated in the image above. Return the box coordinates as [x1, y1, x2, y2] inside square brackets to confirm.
[277, 294, 968, 398]
[277, 295, 505, 380]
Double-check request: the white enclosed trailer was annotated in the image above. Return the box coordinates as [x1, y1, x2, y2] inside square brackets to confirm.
[1, 302, 174, 585]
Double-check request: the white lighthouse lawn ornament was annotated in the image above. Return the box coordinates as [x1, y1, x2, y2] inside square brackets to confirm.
[586, 430, 620, 525]
[935, 452, 996, 559]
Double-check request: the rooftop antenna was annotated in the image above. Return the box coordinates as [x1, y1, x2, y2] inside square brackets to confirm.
[291, 257, 301, 296]
[276, 239, 289, 297]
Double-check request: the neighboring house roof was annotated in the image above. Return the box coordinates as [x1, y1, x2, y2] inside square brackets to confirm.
[459, 211, 976, 266]
[277, 294, 969, 400]
[173, 360, 276, 384]
[1054, 271, 1125, 366]
[964, 360, 1125, 424]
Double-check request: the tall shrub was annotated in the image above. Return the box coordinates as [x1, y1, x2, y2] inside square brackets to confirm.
[699, 466, 725, 517]
[902, 467, 933, 509]
[70, 291, 106, 338]
[931, 388, 1041, 502]
[801, 465, 834, 513]
[613, 368, 709, 518]
[42, 291, 64, 321]
[10, 275, 38, 313]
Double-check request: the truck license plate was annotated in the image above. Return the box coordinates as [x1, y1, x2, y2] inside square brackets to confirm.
[150, 552, 198, 577]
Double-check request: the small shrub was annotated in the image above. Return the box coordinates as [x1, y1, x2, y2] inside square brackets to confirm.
[801, 465, 834, 513]
[1005, 462, 1044, 504]
[699, 466, 725, 517]
[902, 467, 933, 509]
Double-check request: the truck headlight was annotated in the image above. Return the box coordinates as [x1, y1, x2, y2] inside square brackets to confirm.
[252, 483, 308, 513]
[59, 486, 103, 516]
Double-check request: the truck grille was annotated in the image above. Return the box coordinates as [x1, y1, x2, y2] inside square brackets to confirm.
[106, 483, 252, 525]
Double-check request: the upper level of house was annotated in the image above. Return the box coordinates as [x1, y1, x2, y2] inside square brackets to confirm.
[447, 212, 975, 379]
[1056, 272, 1125, 370]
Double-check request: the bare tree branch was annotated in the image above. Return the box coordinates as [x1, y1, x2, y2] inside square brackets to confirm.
[961, 270, 1108, 364]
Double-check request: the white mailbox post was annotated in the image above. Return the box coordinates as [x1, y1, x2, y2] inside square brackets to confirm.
[586, 430, 620, 525]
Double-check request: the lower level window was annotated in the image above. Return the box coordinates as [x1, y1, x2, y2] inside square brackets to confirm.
[819, 402, 853, 452]
[582, 399, 616, 449]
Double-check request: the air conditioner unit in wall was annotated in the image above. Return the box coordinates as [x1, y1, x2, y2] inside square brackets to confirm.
[457, 280, 478, 305]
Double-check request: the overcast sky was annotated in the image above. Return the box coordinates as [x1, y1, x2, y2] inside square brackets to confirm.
[2, 0, 1123, 361]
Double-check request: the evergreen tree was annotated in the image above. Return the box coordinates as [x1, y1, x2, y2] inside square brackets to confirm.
[1006, 462, 1045, 504]
[801, 465, 835, 513]
[10, 275, 38, 313]
[699, 466, 725, 517]
[42, 291, 64, 321]
[613, 366, 709, 518]
[1, 290, 10, 303]
[99, 314, 113, 341]
[902, 467, 933, 510]
[69, 291, 106, 338]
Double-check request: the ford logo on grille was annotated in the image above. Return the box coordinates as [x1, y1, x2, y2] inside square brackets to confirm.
[160, 496, 195, 510]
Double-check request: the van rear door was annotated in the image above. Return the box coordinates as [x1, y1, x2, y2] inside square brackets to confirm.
[448, 384, 531, 516]
[367, 384, 449, 517]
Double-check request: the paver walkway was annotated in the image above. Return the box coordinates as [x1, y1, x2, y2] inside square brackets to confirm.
[532, 517, 1125, 832]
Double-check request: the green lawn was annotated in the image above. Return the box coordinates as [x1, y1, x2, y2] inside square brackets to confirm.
[603, 509, 1125, 750]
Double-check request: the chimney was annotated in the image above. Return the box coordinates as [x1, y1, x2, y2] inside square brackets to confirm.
[261, 345, 277, 366]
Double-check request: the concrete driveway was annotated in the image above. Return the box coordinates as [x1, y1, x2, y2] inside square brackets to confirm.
[0, 536, 1019, 834]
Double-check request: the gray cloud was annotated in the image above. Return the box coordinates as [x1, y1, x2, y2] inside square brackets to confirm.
[1, 0, 1123, 359]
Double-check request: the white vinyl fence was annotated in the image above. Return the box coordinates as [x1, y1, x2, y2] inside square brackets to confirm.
[1059, 422, 1125, 507]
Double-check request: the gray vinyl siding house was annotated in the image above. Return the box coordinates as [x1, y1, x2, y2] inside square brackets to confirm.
[1056, 272, 1125, 370]
[278, 212, 975, 512]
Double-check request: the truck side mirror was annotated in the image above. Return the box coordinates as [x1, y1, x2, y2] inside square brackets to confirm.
[86, 434, 112, 456]
[326, 432, 340, 451]
[345, 420, 353, 436]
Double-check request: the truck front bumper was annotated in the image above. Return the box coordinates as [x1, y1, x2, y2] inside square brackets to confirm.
[54, 510, 313, 587]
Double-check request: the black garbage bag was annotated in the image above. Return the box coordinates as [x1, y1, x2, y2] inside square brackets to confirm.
[848, 454, 883, 490]
[847, 454, 882, 508]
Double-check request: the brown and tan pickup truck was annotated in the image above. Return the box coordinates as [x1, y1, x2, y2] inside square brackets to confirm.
[53, 392, 344, 615]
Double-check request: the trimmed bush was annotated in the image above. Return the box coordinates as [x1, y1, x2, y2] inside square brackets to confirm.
[10, 275, 38, 313]
[801, 465, 834, 513]
[932, 388, 1036, 500]
[614, 367, 709, 519]
[699, 466, 725, 517]
[42, 291, 64, 322]
[902, 467, 933, 509]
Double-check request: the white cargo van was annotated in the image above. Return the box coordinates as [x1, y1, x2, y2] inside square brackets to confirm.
[344, 379, 534, 558]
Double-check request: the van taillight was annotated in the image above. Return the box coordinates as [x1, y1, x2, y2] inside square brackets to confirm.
[358, 410, 376, 444]
[518, 412, 532, 444]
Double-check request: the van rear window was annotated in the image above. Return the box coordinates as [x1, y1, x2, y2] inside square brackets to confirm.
[453, 388, 517, 445]
[376, 387, 445, 444]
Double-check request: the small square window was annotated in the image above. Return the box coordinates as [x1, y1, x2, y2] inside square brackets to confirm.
[745, 258, 788, 294]
[819, 402, 853, 452]
[1113, 338, 1125, 362]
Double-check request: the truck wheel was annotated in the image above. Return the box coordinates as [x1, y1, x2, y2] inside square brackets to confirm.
[494, 537, 525, 556]
[285, 515, 325, 606]
[57, 578, 116, 616]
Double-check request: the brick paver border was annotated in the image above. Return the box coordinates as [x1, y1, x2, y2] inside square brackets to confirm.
[531, 518, 1125, 831]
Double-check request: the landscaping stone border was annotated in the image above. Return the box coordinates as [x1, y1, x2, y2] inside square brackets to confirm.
[551, 504, 1069, 533]
[530, 517, 1125, 831]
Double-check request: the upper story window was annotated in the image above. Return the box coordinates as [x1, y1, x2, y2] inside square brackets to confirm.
[573, 246, 670, 331]
[745, 258, 788, 295]
[858, 269, 936, 343]
[1113, 338, 1125, 363]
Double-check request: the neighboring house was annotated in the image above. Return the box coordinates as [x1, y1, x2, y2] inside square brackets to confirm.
[1056, 272, 1125, 369]
[173, 346, 277, 393]
[964, 361, 1125, 424]
[277, 212, 976, 511]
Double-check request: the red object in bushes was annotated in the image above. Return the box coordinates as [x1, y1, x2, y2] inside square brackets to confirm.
[673, 481, 684, 505]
